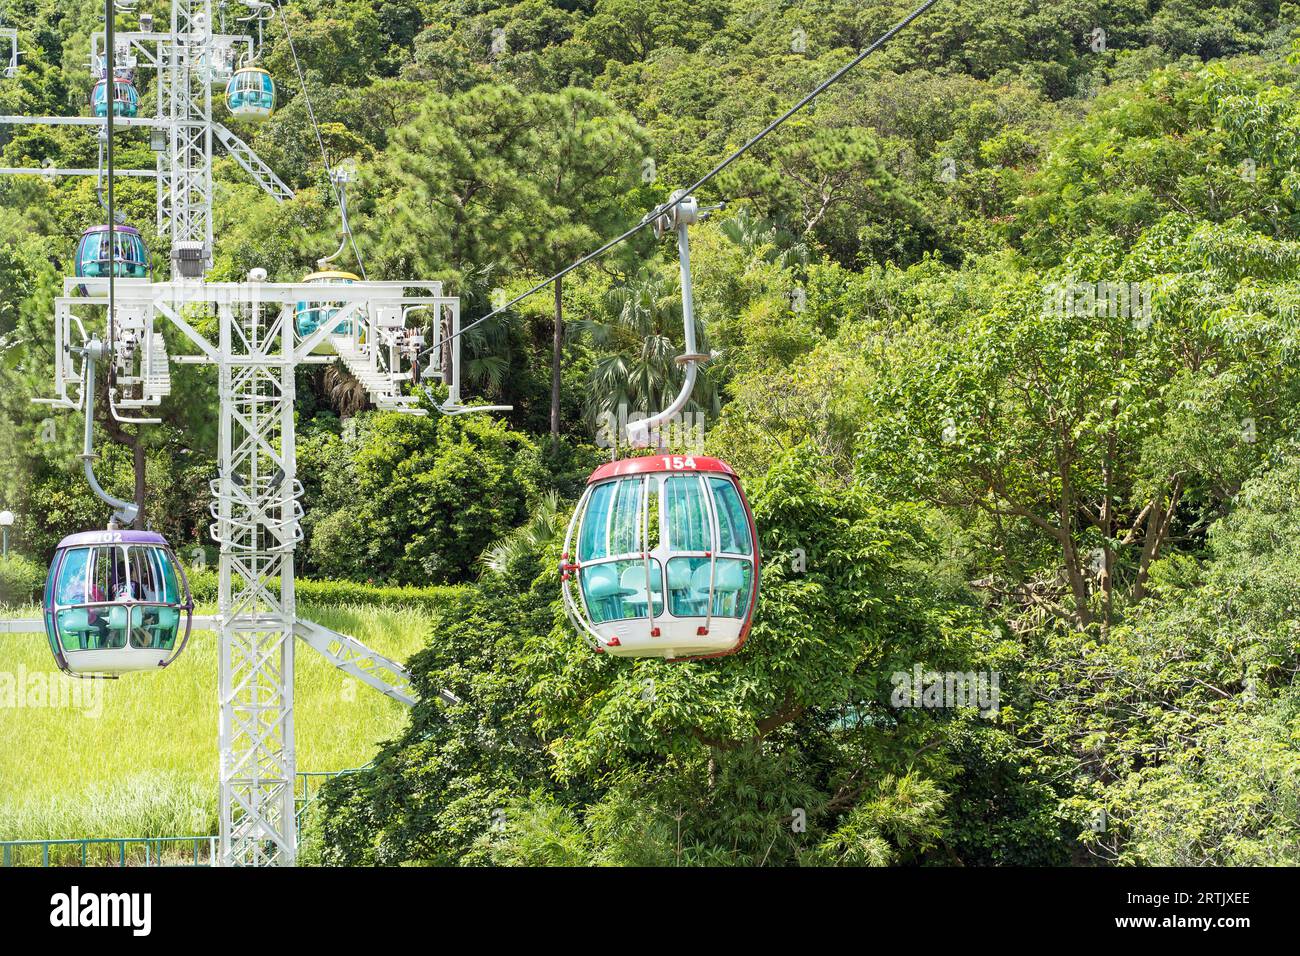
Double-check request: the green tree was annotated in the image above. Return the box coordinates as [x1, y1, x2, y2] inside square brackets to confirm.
[509, 87, 649, 441]
[300, 409, 544, 584]
[578, 265, 717, 444]
[369, 84, 647, 440]
[859, 218, 1300, 629]
[316, 447, 1011, 865]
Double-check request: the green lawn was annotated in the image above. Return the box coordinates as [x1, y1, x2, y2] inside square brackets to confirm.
[0, 603, 429, 842]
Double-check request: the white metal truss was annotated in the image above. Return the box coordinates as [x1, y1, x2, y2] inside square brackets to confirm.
[10, 0, 499, 871]
[0, 116, 168, 126]
[43, 276, 454, 865]
[295, 618, 424, 707]
[420, 296, 514, 415]
[212, 306, 299, 866]
[326, 294, 445, 414]
[213, 122, 293, 201]
[90, 23, 264, 247]
[159, 0, 215, 262]
[1, 27, 17, 78]
[0, 165, 159, 177]
[91, 28, 251, 79]
[0, 11, 285, 275]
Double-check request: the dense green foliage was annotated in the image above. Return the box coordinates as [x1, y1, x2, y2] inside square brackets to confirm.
[4, 0, 1300, 865]
[314, 448, 1043, 865]
[0, 554, 43, 605]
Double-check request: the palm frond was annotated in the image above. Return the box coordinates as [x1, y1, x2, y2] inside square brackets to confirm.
[478, 491, 563, 577]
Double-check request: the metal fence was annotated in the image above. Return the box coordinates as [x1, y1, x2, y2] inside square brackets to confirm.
[0, 763, 373, 867]
[1, 835, 217, 867]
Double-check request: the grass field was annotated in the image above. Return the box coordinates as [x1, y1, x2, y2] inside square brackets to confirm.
[0, 603, 430, 842]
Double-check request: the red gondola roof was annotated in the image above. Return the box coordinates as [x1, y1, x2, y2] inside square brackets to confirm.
[587, 455, 738, 483]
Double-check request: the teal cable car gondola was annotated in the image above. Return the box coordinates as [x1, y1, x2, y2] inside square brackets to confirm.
[74, 224, 150, 280]
[561, 455, 760, 660]
[295, 270, 362, 354]
[75, 224, 150, 280]
[90, 77, 139, 118]
[226, 66, 275, 120]
[43, 530, 194, 677]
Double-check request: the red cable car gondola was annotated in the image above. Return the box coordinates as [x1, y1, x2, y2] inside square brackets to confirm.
[561, 455, 760, 660]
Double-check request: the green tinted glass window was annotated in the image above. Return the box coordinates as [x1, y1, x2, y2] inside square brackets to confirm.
[580, 559, 664, 622]
[55, 549, 91, 604]
[581, 478, 649, 561]
[156, 549, 181, 604]
[127, 547, 156, 601]
[710, 478, 752, 556]
[665, 476, 710, 552]
[666, 557, 752, 619]
[608, 479, 644, 555]
[579, 482, 615, 561]
[57, 605, 127, 650]
[130, 605, 180, 650]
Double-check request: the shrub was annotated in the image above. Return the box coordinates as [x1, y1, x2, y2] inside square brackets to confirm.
[0, 554, 45, 606]
[181, 565, 472, 614]
[296, 578, 474, 613]
[187, 566, 218, 604]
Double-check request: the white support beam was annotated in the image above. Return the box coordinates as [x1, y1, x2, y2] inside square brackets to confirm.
[0, 115, 169, 128]
[0, 619, 43, 633]
[294, 618, 420, 707]
[158, 1, 217, 267]
[90, 31, 254, 79]
[213, 291, 299, 867]
[152, 298, 223, 363]
[0, 167, 158, 178]
[1, 27, 17, 78]
[213, 123, 294, 203]
[3, 615, 437, 709]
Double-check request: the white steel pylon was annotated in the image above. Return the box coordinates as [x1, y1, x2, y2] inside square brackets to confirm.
[160, 0, 215, 265]
[45, 275, 461, 865]
[15, 0, 489, 870]
[0, 2, 285, 273]
[212, 290, 301, 865]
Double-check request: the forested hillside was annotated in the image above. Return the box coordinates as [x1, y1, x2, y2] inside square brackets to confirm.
[3, 0, 1300, 865]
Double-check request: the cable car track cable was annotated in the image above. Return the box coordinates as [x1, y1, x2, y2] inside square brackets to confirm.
[274, 0, 368, 278]
[419, 0, 942, 360]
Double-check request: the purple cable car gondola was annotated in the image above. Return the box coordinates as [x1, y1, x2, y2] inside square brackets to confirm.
[43, 529, 194, 677]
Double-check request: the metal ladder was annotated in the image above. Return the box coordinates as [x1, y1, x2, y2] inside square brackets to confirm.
[212, 122, 294, 203]
[330, 334, 426, 415]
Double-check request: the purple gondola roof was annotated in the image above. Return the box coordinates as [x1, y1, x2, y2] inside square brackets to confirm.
[81, 224, 142, 236]
[55, 529, 169, 549]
